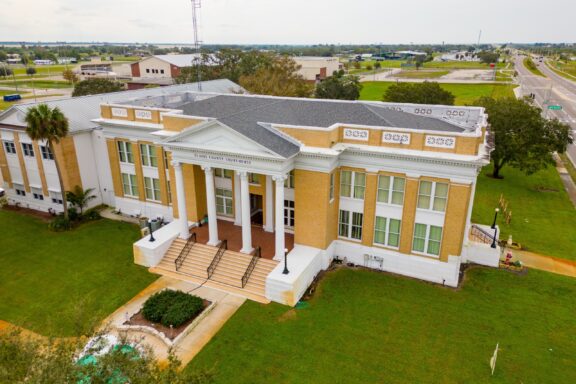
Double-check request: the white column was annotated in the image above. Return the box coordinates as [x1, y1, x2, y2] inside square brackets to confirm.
[274, 175, 287, 260]
[239, 171, 253, 254]
[233, 172, 242, 226]
[173, 161, 190, 240]
[203, 166, 219, 246]
[264, 175, 274, 232]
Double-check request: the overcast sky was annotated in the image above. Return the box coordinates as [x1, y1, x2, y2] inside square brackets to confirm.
[0, 0, 573, 44]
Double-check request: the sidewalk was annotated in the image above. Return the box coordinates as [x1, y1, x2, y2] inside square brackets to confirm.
[514, 250, 576, 278]
[555, 154, 576, 207]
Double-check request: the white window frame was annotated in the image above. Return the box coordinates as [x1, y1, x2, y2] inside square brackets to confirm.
[14, 184, 26, 196]
[329, 172, 335, 202]
[3, 141, 16, 154]
[117, 141, 134, 164]
[377, 175, 405, 206]
[144, 177, 161, 202]
[166, 179, 172, 205]
[248, 173, 260, 185]
[284, 199, 295, 228]
[50, 191, 63, 205]
[338, 209, 363, 241]
[412, 223, 443, 257]
[121, 173, 138, 197]
[373, 216, 401, 248]
[214, 168, 233, 179]
[340, 170, 365, 200]
[140, 144, 158, 168]
[284, 170, 295, 189]
[417, 181, 449, 213]
[215, 187, 234, 216]
[40, 145, 54, 160]
[31, 187, 44, 201]
[21, 143, 34, 157]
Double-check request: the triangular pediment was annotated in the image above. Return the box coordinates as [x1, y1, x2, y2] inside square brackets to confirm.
[163, 121, 282, 158]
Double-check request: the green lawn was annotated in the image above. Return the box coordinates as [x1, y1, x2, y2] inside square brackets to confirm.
[472, 165, 576, 260]
[424, 61, 506, 69]
[0, 90, 24, 111]
[9, 65, 69, 76]
[185, 267, 576, 384]
[394, 70, 450, 79]
[0, 210, 156, 337]
[523, 58, 545, 77]
[0, 79, 73, 89]
[360, 82, 516, 105]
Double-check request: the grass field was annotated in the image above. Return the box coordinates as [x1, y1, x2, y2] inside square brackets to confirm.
[0, 79, 72, 89]
[185, 267, 576, 384]
[0, 210, 157, 336]
[360, 82, 516, 105]
[546, 60, 576, 81]
[393, 70, 450, 79]
[472, 165, 576, 260]
[424, 61, 506, 69]
[523, 58, 545, 77]
[8, 65, 69, 76]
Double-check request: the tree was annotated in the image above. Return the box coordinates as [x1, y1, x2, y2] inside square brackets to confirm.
[314, 70, 362, 100]
[477, 51, 500, 65]
[25, 104, 70, 219]
[477, 96, 573, 178]
[383, 81, 455, 105]
[72, 78, 124, 97]
[26, 67, 36, 77]
[0, 66, 12, 79]
[238, 56, 312, 97]
[62, 68, 79, 84]
[66, 186, 96, 215]
[374, 62, 382, 70]
[414, 55, 426, 70]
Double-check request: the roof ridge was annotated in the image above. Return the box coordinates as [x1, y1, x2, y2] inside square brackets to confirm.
[363, 104, 395, 127]
[210, 96, 287, 120]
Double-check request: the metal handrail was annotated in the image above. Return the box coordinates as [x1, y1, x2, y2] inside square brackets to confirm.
[242, 247, 261, 288]
[207, 240, 227, 279]
[470, 224, 494, 245]
[175, 233, 196, 271]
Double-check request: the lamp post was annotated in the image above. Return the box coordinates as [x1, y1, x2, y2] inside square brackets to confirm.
[491, 226, 498, 249]
[148, 220, 156, 242]
[282, 248, 289, 275]
[491, 208, 500, 229]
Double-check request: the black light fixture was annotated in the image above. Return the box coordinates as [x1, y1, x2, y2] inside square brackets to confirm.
[148, 220, 156, 242]
[491, 208, 500, 229]
[491, 226, 498, 249]
[282, 248, 289, 275]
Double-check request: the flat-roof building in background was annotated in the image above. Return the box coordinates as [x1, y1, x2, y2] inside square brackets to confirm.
[293, 56, 342, 82]
[130, 54, 202, 79]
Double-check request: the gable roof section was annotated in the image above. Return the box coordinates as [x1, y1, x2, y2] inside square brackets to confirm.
[153, 54, 201, 67]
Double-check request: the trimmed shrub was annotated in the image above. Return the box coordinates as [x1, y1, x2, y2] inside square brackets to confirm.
[83, 208, 102, 221]
[142, 290, 204, 327]
[48, 215, 72, 232]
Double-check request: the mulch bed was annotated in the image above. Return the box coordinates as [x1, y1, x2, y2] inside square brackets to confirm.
[2, 205, 54, 221]
[123, 299, 212, 341]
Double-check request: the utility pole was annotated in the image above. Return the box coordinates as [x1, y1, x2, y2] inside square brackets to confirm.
[190, 0, 202, 91]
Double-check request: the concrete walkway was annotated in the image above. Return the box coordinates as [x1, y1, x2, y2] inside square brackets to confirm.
[514, 250, 576, 278]
[555, 154, 576, 207]
[101, 276, 245, 368]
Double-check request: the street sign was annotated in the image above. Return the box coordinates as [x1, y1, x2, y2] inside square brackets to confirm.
[547, 105, 562, 111]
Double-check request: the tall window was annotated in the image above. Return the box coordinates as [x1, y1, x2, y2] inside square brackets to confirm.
[377, 176, 405, 205]
[21, 143, 34, 157]
[284, 200, 295, 227]
[144, 177, 161, 201]
[214, 168, 233, 179]
[412, 223, 443, 256]
[248, 173, 260, 185]
[374, 216, 401, 248]
[121, 173, 138, 197]
[284, 170, 295, 189]
[417, 181, 448, 212]
[140, 144, 158, 167]
[215, 188, 233, 216]
[340, 170, 365, 199]
[31, 187, 44, 200]
[166, 180, 172, 205]
[329, 172, 335, 201]
[40, 145, 54, 160]
[117, 141, 134, 164]
[339, 210, 363, 240]
[3, 141, 16, 154]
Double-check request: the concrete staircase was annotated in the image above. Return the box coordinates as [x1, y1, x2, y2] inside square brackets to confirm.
[150, 238, 279, 303]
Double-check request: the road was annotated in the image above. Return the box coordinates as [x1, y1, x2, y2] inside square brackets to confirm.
[515, 56, 576, 165]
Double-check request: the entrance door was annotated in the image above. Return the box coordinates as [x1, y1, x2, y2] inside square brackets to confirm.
[249, 194, 263, 225]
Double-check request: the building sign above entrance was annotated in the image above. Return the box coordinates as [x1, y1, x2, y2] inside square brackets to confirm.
[193, 153, 252, 165]
[343, 128, 369, 141]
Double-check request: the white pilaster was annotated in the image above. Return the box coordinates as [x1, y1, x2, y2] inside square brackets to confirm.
[233, 172, 242, 226]
[203, 166, 219, 246]
[274, 175, 287, 260]
[239, 171, 253, 254]
[173, 161, 190, 239]
[264, 175, 274, 232]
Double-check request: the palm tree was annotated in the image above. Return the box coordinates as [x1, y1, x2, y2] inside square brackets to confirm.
[66, 186, 96, 215]
[25, 104, 70, 219]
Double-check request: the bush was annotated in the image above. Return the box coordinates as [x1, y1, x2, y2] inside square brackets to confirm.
[142, 290, 204, 327]
[48, 215, 72, 232]
[83, 208, 102, 221]
[68, 207, 80, 222]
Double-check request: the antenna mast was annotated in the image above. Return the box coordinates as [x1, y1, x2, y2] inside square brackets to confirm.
[191, 0, 202, 91]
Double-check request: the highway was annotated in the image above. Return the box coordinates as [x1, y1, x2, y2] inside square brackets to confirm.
[515, 55, 576, 165]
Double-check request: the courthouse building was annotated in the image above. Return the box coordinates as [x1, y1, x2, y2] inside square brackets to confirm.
[0, 80, 500, 305]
